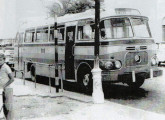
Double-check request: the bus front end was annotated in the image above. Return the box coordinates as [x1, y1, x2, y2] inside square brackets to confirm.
[99, 16, 162, 88]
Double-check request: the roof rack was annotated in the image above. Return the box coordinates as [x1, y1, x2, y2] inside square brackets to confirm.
[115, 8, 141, 15]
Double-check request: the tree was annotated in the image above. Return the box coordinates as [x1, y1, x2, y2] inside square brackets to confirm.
[47, 0, 95, 17]
[66, 0, 95, 14]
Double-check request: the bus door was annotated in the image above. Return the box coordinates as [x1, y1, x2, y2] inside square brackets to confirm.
[65, 26, 76, 80]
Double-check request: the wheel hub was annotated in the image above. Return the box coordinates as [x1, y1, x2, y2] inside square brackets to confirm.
[83, 74, 90, 86]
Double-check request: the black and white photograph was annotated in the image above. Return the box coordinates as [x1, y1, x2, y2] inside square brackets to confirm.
[0, 0, 165, 119]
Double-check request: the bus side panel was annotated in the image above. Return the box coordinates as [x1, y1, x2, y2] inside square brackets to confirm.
[20, 43, 65, 79]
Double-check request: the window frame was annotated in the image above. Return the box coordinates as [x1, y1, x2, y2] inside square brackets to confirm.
[24, 29, 35, 43]
[49, 25, 65, 43]
[35, 27, 49, 43]
[100, 17, 134, 39]
[130, 17, 152, 38]
[76, 21, 95, 42]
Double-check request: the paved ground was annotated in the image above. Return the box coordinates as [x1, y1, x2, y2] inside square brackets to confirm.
[0, 78, 92, 120]
[0, 77, 165, 120]
[105, 67, 165, 114]
[1, 67, 165, 119]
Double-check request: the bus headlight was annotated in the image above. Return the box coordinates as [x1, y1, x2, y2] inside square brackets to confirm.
[115, 60, 122, 69]
[151, 56, 158, 66]
[104, 61, 113, 69]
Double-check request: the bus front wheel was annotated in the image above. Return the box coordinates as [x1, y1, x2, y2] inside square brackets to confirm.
[77, 65, 93, 94]
[126, 75, 145, 89]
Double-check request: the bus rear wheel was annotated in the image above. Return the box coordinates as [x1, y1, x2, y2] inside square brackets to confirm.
[77, 65, 93, 94]
[126, 75, 145, 89]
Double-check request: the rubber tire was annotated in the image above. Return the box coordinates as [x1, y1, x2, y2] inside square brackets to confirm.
[126, 75, 145, 89]
[77, 65, 93, 94]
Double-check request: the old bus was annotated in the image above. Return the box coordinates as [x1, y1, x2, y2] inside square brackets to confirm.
[14, 8, 162, 92]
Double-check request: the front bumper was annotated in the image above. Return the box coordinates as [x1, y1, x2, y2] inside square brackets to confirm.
[102, 68, 163, 82]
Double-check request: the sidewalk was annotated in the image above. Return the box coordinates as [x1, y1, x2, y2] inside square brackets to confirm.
[0, 78, 165, 120]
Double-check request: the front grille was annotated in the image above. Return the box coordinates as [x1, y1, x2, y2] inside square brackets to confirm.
[126, 46, 135, 50]
[125, 52, 148, 67]
[140, 46, 147, 50]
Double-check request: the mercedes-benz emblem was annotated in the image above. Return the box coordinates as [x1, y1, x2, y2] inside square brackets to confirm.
[135, 55, 141, 63]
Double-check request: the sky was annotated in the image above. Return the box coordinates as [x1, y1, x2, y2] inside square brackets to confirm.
[0, 0, 5, 38]
[0, 0, 16, 39]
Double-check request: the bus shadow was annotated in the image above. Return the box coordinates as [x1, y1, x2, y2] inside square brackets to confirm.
[25, 76, 55, 87]
[24, 77, 149, 100]
[103, 83, 149, 100]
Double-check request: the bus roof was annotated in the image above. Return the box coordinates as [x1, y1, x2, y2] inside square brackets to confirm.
[20, 8, 147, 31]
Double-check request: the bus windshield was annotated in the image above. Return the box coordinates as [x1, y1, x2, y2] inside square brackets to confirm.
[101, 17, 151, 39]
[101, 18, 133, 39]
[131, 17, 151, 38]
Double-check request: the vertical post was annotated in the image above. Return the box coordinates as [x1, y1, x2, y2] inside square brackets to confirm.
[94, 0, 100, 56]
[23, 61, 25, 85]
[59, 64, 63, 92]
[150, 69, 153, 79]
[18, 42, 20, 70]
[92, 57, 104, 103]
[132, 71, 136, 82]
[49, 65, 51, 93]
[14, 70, 16, 78]
[92, 0, 104, 104]
[54, 14, 59, 93]
[34, 64, 36, 88]
[3, 88, 13, 120]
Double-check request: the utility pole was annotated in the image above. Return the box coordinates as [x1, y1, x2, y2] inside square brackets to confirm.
[54, 14, 59, 93]
[94, 0, 100, 56]
[52, 1, 63, 93]
[92, 0, 104, 104]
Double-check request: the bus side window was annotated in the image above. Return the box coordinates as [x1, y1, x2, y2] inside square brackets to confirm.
[78, 26, 83, 40]
[49, 27, 64, 42]
[100, 21, 106, 39]
[104, 20, 113, 39]
[90, 24, 95, 39]
[58, 28, 64, 41]
[25, 32, 34, 43]
[36, 28, 48, 42]
[77, 24, 93, 41]
[49, 29, 54, 41]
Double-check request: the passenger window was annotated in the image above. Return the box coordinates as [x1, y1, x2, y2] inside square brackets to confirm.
[49, 29, 54, 41]
[58, 28, 65, 41]
[100, 20, 112, 39]
[25, 32, 34, 43]
[77, 24, 93, 41]
[36, 28, 48, 42]
[49, 27, 65, 42]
